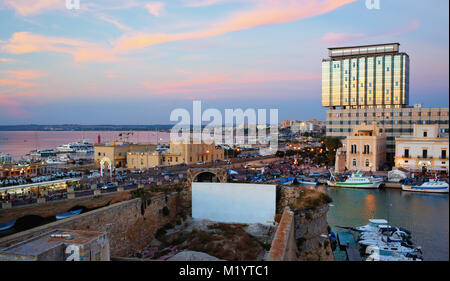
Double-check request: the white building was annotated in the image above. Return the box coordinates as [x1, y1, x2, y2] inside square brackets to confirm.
[395, 124, 449, 172]
[0, 153, 12, 165]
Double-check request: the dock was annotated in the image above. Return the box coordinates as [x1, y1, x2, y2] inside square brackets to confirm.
[337, 231, 361, 261]
[337, 231, 355, 248]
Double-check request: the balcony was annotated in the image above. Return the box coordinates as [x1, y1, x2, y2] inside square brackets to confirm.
[417, 156, 433, 160]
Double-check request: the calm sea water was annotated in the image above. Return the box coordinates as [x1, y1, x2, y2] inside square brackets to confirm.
[0, 131, 170, 159]
[319, 185, 449, 261]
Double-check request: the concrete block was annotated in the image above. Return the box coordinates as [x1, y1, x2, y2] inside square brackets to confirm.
[1, 202, 12, 209]
[37, 198, 46, 204]
[117, 187, 124, 192]
[67, 193, 75, 199]
[94, 190, 101, 196]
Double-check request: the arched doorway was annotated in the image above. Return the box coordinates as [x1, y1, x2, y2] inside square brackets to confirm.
[100, 157, 113, 177]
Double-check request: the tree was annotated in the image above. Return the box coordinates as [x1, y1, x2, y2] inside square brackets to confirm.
[324, 137, 343, 165]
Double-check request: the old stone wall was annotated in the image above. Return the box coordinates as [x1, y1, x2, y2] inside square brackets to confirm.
[266, 207, 298, 261]
[275, 185, 334, 261]
[0, 192, 188, 257]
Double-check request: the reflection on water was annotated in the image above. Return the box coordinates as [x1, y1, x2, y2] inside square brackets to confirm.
[324, 185, 449, 261]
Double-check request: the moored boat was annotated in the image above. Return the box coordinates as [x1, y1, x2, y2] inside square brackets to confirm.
[402, 179, 449, 193]
[0, 220, 15, 231]
[56, 209, 82, 220]
[327, 171, 382, 189]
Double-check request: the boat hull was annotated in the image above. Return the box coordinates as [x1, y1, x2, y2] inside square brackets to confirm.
[327, 181, 380, 189]
[0, 220, 15, 231]
[402, 185, 449, 193]
[56, 209, 82, 220]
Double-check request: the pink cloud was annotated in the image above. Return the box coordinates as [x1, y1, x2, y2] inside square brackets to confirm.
[146, 2, 165, 16]
[141, 70, 320, 96]
[1, 32, 119, 63]
[2, 0, 62, 16]
[319, 32, 366, 45]
[113, 0, 357, 53]
[0, 79, 36, 88]
[99, 15, 132, 31]
[0, 95, 32, 118]
[0, 58, 17, 63]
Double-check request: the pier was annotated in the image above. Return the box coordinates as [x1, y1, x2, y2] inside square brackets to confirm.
[337, 231, 361, 261]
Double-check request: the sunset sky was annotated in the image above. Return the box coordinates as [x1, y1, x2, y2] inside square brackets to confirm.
[0, 0, 448, 125]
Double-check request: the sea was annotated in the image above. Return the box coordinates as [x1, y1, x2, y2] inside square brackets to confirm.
[319, 185, 449, 261]
[0, 131, 171, 159]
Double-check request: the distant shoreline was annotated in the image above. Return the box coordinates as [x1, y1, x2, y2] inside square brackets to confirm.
[0, 125, 173, 131]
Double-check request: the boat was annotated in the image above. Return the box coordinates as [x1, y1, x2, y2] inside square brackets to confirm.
[0, 220, 15, 231]
[327, 171, 382, 189]
[56, 144, 74, 153]
[402, 179, 449, 193]
[354, 219, 390, 232]
[56, 209, 82, 220]
[296, 177, 318, 185]
[365, 244, 422, 256]
[366, 253, 422, 261]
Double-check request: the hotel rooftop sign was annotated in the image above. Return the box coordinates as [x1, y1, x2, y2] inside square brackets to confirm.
[328, 43, 400, 58]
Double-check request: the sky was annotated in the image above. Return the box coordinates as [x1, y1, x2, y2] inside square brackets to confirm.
[0, 0, 448, 125]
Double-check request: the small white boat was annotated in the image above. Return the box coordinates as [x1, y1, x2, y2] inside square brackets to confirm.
[366, 253, 422, 261]
[0, 220, 15, 231]
[402, 179, 449, 193]
[355, 219, 390, 232]
[365, 244, 421, 256]
[327, 171, 382, 189]
[297, 178, 318, 186]
[56, 209, 82, 220]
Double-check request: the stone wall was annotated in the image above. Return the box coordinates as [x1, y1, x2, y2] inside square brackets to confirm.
[266, 207, 298, 261]
[0, 191, 125, 224]
[274, 185, 334, 261]
[294, 205, 334, 261]
[0, 192, 188, 257]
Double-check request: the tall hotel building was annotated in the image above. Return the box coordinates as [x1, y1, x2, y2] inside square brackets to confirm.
[322, 43, 449, 163]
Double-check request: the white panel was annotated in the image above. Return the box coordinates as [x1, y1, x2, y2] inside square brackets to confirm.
[192, 183, 276, 225]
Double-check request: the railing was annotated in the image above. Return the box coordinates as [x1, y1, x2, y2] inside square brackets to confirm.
[417, 156, 433, 159]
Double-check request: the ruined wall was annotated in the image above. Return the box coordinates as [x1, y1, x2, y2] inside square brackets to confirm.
[266, 207, 298, 261]
[275, 186, 334, 261]
[293, 205, 334, 261]
[0, 192, 189, 257]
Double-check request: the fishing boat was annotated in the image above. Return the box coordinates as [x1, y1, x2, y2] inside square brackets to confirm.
[402, 179, 449, 193]
[0, 220, 15, 231]
[56, 209, 82, 220]
[327, 171, 382, 189]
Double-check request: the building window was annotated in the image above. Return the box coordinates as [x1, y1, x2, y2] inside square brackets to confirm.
[363, 145, 370, 154]
[396, 81, 399, 86]
[98, 152, 101, 156]
[387, 67, 390, 71]
[422, 149, 428, 158]
[345, 84, 347, 88]
[345, 70, 347, 74]
[361, 83, 363, 87]
[353, 77, 355, 81]
[345, 98, 348, 102]
[441, 150, 447, 159]
[360, 98, 363, 102]
[365, 159, 370, 167]
[404, 149, 409, 158]
[369, 82, 372, 87]
[345, 77, 347, 81]
[352, 159, 357, 167]
[423, 131, 427, 137]
[353, 84, 355, 88]
[351, 144, 357, 154]
[395, 96, 398, 101]
[378, 60, 381, 64]
[386, 89, 389, 94]
[353, 62, 356, 67]
[386, 97, 389, 101]
[369, 90, 372, 94]
[352, 98, 355, 102]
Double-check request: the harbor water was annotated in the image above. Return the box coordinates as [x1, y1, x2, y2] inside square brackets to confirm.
[318, 185, 449, 261]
